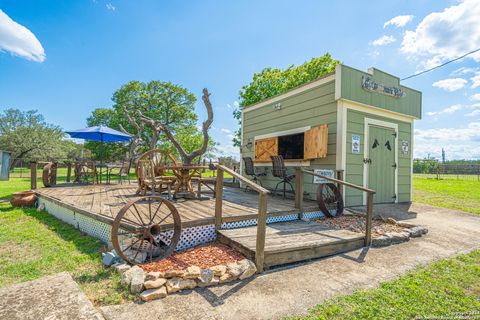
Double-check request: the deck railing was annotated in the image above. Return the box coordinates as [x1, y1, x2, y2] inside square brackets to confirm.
[295, 168, 376, 246]
[215, 164, 270, 271]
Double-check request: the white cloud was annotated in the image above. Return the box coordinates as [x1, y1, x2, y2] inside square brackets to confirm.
[371, 35, 396, 46]
[425, 104, 463, 116]
[0, 9, 45, 62]
[451, 67, 480, 75]
[401, 0, 480, 69]
[383, 15, 414, 28]
[471, 75, 480, 89]
[415, 122, 480, 141]
[432, 78, 467, 92]
[471, 93, 480, 101]
[106, 3, 116, 11]
[220, 128, 232, 134]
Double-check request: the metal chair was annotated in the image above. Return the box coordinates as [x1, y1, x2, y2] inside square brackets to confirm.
[74, 160, 97, 184]
[242, 157, 267, 191]
[271, 155, 295, 199]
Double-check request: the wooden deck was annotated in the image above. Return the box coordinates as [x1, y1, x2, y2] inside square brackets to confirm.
[35, 183, 318, 228]
[218, 220, 365, 268]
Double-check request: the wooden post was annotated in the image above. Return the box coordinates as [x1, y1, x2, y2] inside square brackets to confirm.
[214, 168, 224, 229]
[66, 162, 72, 183]
[30, 161, 37, 190]
[365, 192, 374, 246]
[255, 192, 267, 272]
[336, 170, 344, 196]
[294, 168, 304, 218]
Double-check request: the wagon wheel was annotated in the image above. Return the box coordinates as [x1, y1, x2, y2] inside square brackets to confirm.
[111, 196, 181, 265]
[316, 183, 344, 218]
[42, 163, 57, 187]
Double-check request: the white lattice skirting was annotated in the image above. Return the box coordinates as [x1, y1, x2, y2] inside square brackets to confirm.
[38, 196, 326, 251]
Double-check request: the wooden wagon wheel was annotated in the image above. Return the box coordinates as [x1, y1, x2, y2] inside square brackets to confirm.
[316, 183, 344, 218]
[111, 196, 182, 265]
[42, 162, 57, 187]
[135, 149, 179, 194]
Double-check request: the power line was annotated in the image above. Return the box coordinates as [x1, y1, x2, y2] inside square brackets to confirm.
[401, 47, 480, 81]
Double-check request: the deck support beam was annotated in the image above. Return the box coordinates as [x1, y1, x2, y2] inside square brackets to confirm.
[30, 161, 37, 190]
[365, 192, 374, 246]
[214, 168, 224, 229]
[255, 192, 267, 272]
[294, 168, 304, 219]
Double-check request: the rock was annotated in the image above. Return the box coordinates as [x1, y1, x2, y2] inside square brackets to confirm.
[140, 287, 167, 302]
[179, 279, 197, 290]
[396, 222, 416, 228]
[197, 276, 220, 288]
[372, 235, 392, 247]
[165, 278, 181, 293]
[184, 266, 201, 279]
[210, 265, 227, 277]
[112, 263, 130, 274]
[144, 278, 167, 289]
[386, 217, 397, 225]
[408, 226, 428, 237]
[386, 231, 410, 244]
[123, 249, 147, 264]
[125, 266, 145, 294]
[164, 269, 185, 278]
[239, 260, 257, 280]
[219, 272, 234, 283]
[102, 251, 119, 267]
[227, 262, 243, 278]
[198, 269, 214, 284]
[145, 271, 163, 281]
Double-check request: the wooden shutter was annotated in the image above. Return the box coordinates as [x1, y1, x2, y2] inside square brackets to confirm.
[254, 137, 278, 161]
[304, 124, 328, 159]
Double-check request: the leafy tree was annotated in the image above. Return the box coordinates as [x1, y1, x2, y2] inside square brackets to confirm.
[0, 108, 82, 168]
[233, 53, 340, 146]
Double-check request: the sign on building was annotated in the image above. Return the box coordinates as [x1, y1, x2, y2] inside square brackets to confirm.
[313, 169, 335, 184]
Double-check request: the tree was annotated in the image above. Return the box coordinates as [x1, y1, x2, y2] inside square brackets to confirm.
[233, 53, 340, 146]
[0, 108, 80, 169]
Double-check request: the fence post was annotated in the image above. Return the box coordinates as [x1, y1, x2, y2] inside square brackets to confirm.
[66, 162, 72, 183]
[30, 161, 37, 190]
[255, 192, 267, 272]
[214, 168, 224, 229]
[365, 192, 374, 246]
[295, 168, 304, 218]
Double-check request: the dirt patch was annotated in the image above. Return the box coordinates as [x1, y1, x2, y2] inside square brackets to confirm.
[141, 243, 245, 273]
[315, 215, 406, 238]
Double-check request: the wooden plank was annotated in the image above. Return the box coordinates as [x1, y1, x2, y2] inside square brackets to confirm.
[215, 169, 224, 229]
[295, 168, 304, 216]
[304, 124, 328, 159]
[30, 161, 37, 190]
[255, 193, 267, 272]
[254, 137, 278, 161]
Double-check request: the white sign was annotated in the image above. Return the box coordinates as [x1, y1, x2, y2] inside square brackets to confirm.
[313, 169, 335, 184]
[401, 140, 409, 155]
[352, 134, 361, 154]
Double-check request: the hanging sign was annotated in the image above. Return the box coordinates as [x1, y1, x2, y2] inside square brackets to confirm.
[313, 169, 335, 184]
[361, 76, 406, 98]
[401, 140, 409, 155]
[352, 134, 361, 154]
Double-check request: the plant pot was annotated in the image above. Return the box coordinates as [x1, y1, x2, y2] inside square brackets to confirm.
[10, 191, 37, 207]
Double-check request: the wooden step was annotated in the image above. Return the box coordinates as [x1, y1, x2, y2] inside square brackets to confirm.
[217, 220, 365, 268]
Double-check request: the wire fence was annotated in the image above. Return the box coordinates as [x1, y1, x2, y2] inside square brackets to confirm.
[413, 159, 480, 181]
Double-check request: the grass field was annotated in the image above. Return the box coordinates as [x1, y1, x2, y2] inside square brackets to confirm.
[291, 249, 480, 319]
[413, 175, 480, 215]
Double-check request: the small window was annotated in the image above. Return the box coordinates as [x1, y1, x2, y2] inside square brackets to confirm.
[278, 133, 304, 160]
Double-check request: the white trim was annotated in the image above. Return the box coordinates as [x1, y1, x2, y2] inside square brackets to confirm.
[340, 98, 417, 122]
[240, 112, 245, 188]
[334, 65, 342, 100]
[410, 121, 414, 201]
[242, 74, 336, 113]
[336, 100, 347, 195]
[254, 126, 311, 141]
[363, 118, 399, 205]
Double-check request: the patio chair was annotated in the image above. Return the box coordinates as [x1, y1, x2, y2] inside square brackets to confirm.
[271, 155, 295, 199]
[107, 160, 130, 184]
[74, 160, 97, 184]
[138, 160, 177, 198]
[242, 157, 267, 192]
[135, 149, 179, 195]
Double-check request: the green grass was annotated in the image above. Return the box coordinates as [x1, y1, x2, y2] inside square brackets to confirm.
[413, 175, 480, 214]
[0, 202, 133, 305]
[290, 250, 480, 320]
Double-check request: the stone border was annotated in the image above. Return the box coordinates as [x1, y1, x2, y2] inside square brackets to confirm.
[371, 217, 428, 247]
[112, 259, 257, 302]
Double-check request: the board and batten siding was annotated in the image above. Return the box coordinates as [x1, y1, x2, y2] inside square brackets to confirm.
[344, 109, 412, 206]
[242, 79, 337, 198]
[339, 65, 422, 119]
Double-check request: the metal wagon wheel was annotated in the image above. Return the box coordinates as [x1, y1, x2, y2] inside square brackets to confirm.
[111, 196, 182, 265]
[42, 162, 57, 187]
[316, 183, 344, 218]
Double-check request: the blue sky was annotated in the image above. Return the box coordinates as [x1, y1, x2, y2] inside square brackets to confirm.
[1, 0, 480, 160]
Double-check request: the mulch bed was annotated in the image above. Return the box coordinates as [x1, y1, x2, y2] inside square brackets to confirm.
[141, 243, 245, 273]
[315, 215, 405, 238]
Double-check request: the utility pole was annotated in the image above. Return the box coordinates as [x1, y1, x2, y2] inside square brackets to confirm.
[442, 148, 446, 163]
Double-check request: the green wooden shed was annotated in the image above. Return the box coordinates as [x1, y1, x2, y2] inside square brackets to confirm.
[240, 64, 422, 206]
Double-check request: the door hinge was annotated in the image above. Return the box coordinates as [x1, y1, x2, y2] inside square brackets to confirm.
[392, 194, 397, 200]
[392, 163, 397, 169]
[392, 132, 397, 138]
